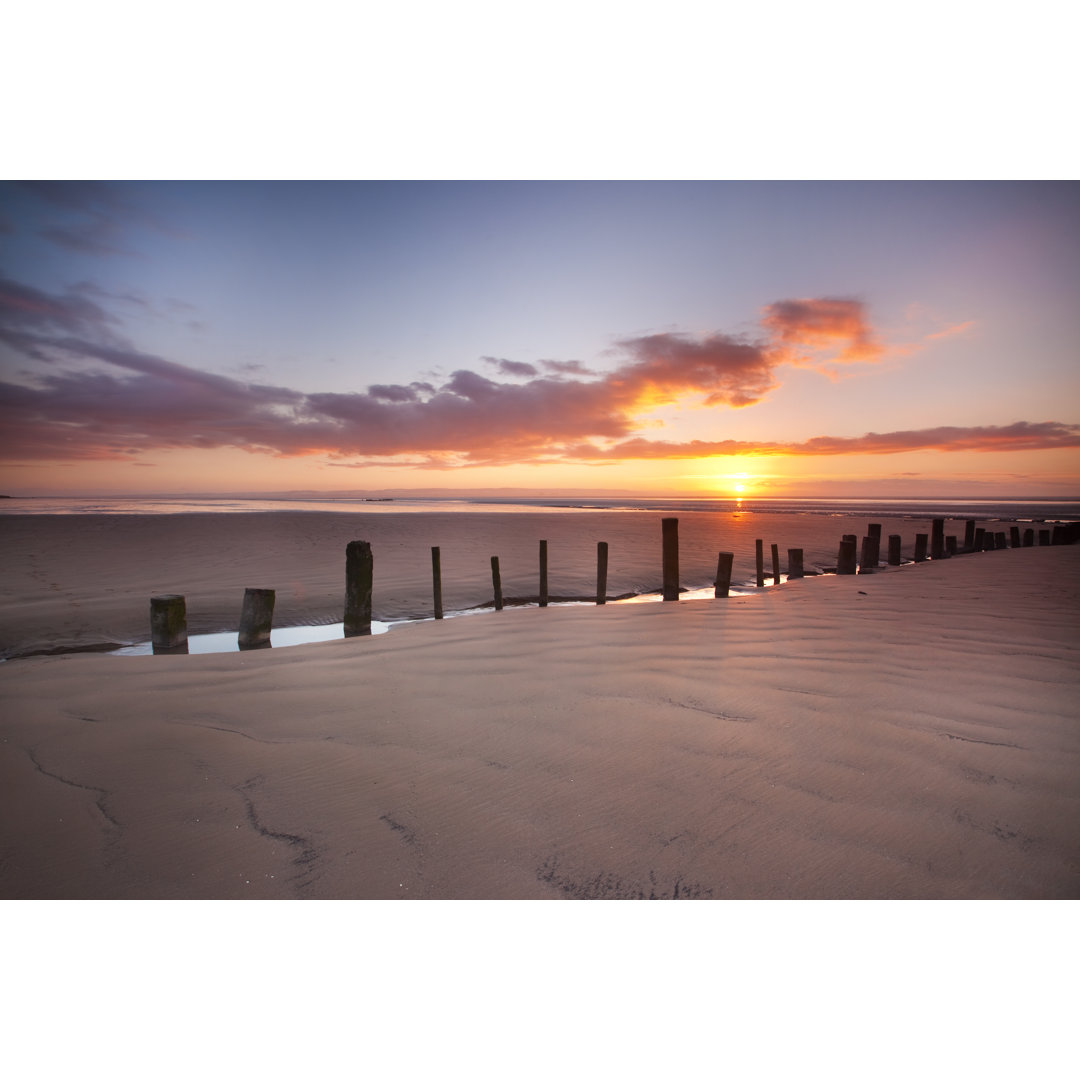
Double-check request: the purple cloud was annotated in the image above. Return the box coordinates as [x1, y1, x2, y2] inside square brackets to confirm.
[2, 273, 1073, 469]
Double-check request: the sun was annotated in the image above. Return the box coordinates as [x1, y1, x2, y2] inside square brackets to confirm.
[727, 472, 754, 497]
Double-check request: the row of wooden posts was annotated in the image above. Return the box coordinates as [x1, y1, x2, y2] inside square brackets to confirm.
[148, 516, 1080, 653]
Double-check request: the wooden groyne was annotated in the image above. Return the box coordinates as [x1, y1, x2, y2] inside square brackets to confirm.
[145, 516, 1080, 652]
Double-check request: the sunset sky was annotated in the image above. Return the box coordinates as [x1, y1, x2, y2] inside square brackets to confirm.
[1, 180, 1078, 499]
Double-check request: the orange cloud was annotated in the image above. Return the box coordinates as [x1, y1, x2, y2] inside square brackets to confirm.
[3, 275, 1066, 474]
[762, 297, 885, 367]
[559, 422, 1080, 462]
[924, 320, 976, 342]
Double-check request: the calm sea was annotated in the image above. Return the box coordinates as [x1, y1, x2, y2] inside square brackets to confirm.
[1, 495, 1077, 521]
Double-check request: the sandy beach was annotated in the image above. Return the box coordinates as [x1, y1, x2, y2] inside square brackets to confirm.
[1, 510, 1077, 898]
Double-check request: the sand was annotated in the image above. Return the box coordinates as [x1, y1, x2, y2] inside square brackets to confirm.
[1, 510, 1077, 898]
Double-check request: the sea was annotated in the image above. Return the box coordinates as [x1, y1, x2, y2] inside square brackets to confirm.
[2, 494, 1078, 521]
[4, 493, 1076, 657]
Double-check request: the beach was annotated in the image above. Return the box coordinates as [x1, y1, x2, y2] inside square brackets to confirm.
[1, 509, 1078, 898]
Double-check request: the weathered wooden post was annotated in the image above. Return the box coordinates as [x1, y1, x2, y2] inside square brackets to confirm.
[1052, 525, 1068, 545]
[238, 588, 275, 649]
[596, 541, 608, 605]
[982, 531, 996, 552]
[539, 540, 549, 608]
[150, 594, 188, 654]
[431, 547, 443, 619]
[344, 540, 373, 637]
[755, 539, 765, 588]
[1023, 528, 1034, 547]
[888, 535, 902, 565]
[914, 534, 928, 562]
[974, 527, 986, 551]
[1039, 529, 1051, 546]
[1010, 526, 1021, 548]
[787, 548, 804, 579]
[838, 538, 857, 575]
[995, 532, 1007, 549]
[491, 556, 503, 610]
[946, 535, 958, 556]
[931, 518, 945, 560]
[860, 536, 876, 572]
[714, 552, 734, 598]
[771, 543, 781, 585]
[662, 518, 680, 601]
[867, 524, 882, 567]
[964, 520, 976, 551]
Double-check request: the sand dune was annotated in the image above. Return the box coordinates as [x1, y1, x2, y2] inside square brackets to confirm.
[1, 515, 1076, 899]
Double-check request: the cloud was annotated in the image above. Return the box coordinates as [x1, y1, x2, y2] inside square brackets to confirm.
[762, 297, 885, 367]
[924, 320, 976, 342]
[483, 356, 540, 378]
[562, 422, 1080, 461]
[367, 382, 435, 403]
[40, 218, 135, 256]
[611, 331, 778, 408]
[0, 274, 126, 361]
[3, 274, 1070, 470]
[15, 181, 171, 258]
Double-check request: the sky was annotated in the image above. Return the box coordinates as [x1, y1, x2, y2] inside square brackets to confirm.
[1, 179, 1078, 499]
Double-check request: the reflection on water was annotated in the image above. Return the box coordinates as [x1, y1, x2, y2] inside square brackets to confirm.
[113, 621, 391, 656]
[110, 579, 786, 656]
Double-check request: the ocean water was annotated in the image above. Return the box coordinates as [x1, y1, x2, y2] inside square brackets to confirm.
[5, 492, 1073, 659]
[2, 494, 1078, 521]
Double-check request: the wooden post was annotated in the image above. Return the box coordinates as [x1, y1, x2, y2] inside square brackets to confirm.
[432, 547, 443, 619]
[150, 594, 188, 653]
[662, 518, 680, 601]
[946, 535, 958, 556]
[1039, 529, 1051, 546]
[1023, 528, 1034, 547]
[238, 587, 275, 649]
[995, 532, 1007, 549]
[867, 524, 881, 567]
[539, 540, 549, 608]
[787, 548, 804, 579]
[1052, 525, 1068, 545]
[714, 552, 734, 598]
[344, 540, 373, 637]
[755, 539, 765, 588]
[491, 556, 503, 610]
[1009, 526, 1021, 548]
[931, 518, 945, 560]
[914, 534, 928, 562]
[974, 527, 986, 551]
[860, 536, 875, 572]
[771, 543, 780, 585]
[888, 535, 902, 565]
[964, 520, 976, 551]
[596, 541, 608, 604]
[838, 539, 857, 575]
